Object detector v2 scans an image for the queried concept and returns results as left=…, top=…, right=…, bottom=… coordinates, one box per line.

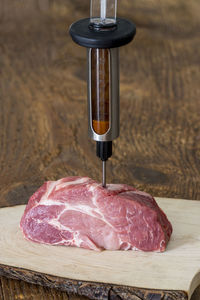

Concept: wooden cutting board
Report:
left=0, top=198, right=200, bottom=300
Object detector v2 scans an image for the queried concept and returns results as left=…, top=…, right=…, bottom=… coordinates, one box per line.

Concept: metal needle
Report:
left=102, top=160, right=106, bottom=188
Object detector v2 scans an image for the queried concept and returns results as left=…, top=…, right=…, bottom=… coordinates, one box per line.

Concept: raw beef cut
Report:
left=20, top=176, right=172, bottom=252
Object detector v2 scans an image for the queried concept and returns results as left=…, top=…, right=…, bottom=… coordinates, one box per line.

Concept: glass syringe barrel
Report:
left=91, top=48, right=110, bottom=135
left=88, top=47, right=119, bottom=142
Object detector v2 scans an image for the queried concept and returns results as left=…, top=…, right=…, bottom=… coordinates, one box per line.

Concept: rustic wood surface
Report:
left=0, top=0, right=200, bottom=299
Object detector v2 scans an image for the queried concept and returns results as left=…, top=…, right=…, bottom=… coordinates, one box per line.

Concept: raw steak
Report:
left=20, top=176, right=172, bottom=252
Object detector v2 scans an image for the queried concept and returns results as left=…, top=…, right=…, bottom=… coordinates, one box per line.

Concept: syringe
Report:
left=70, top=0, right=136, bottom=187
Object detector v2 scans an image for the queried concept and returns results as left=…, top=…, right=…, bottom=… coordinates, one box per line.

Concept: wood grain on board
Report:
left=0, top=0, right=200, bottom=299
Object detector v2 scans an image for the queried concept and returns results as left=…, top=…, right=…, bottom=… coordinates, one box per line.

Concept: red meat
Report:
left=20, top=176, right=172, bottom=252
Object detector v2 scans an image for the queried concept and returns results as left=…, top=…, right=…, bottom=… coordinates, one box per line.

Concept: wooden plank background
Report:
left=0, top=0, right=200, bottom=299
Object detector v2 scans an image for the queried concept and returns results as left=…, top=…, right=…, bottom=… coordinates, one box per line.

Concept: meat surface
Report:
left=20, top=176, right=172, bottom=252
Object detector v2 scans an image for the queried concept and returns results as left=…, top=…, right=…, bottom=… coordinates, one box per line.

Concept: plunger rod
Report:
left=101, top=0, right=107, bottom=21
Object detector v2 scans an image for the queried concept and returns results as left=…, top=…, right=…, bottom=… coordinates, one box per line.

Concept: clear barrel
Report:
left=90, top=0, right=117, bottom=27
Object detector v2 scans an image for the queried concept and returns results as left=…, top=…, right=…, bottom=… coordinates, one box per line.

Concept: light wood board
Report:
left=0, top=198, right=200, bottom=299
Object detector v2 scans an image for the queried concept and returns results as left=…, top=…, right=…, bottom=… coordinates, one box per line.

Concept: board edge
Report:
left=0, top=263, right=189, bottom=300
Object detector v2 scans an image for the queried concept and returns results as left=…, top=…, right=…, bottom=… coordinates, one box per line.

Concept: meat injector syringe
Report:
left=70, top=0, right=136, bottom=187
